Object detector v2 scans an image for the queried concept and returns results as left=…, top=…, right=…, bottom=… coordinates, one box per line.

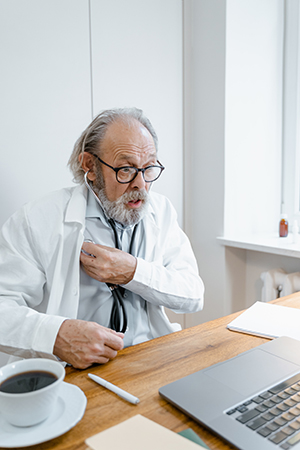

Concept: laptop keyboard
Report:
left=226, top=372, right=300, bottom=448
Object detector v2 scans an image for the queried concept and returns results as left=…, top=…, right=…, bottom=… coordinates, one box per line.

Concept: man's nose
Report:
left=131, top=171, right=146, bottom=189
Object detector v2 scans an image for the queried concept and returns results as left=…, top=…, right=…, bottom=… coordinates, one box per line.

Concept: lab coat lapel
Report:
left=47, top=185, right=87, bottom=317
left=140, top=198, right=161, bottom=261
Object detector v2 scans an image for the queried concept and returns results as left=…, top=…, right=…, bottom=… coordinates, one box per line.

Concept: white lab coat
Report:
left=0, top=184, right=204, bottom=361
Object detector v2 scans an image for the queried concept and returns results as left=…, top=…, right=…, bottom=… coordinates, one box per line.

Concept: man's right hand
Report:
left=53, top=319, right=124, bottom=369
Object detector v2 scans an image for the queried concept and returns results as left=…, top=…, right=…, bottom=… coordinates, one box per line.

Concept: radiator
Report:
left=261, top=269, right=300, bottom=302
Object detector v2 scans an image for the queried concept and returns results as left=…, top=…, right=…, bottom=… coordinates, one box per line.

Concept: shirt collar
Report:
left=85, top=189, right=110, bottom=225
left=85, top=189, right=131, bottom=231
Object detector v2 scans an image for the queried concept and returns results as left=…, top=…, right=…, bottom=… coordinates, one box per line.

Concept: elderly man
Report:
left=0, top=108, right=204, bottom=369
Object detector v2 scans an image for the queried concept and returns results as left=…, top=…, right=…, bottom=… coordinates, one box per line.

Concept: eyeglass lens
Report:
left=117, top=166, right=163, bottom=183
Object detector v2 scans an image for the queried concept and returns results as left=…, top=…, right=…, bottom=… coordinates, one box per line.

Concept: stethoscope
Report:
left=83, top=171, right=138, bottom=333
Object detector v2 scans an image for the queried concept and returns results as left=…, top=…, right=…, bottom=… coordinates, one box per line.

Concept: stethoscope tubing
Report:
left=83, top=172, right=138, bottom=333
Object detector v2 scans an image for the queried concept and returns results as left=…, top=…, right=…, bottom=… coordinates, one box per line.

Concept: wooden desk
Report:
left=6, top=293, right=300, bottom=450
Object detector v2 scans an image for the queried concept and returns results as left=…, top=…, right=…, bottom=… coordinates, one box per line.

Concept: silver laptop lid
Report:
left=159, top=337, right=300, bottom=450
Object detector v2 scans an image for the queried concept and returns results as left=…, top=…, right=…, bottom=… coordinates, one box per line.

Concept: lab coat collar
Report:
left=146, top=195, right=159, bottom=230
left=64, top=184, right=87, bottom=226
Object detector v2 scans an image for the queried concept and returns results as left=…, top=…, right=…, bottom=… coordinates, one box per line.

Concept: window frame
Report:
left=281, top=0, right=300, bottom=225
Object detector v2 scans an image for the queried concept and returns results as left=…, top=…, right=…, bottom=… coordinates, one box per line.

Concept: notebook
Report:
left=159, top=336, right=300, bottom=449
left=227, top=301, right=300, bottom=340
left=85, top=414, right=207, bottom=450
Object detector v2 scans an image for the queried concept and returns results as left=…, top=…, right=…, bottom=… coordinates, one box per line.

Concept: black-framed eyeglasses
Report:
left=88, top=152, right=165, bottom=184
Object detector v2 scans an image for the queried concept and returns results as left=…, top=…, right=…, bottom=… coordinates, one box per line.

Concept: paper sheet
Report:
left=85, top=414, right=206, bottom=450
left=227, top=301, right=300, bottom=340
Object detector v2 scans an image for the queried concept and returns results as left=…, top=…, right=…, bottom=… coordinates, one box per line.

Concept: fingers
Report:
left=80, top=243, right=113, bottom=283
left=81, top=242, right=113, bottom=259
left=80, top=242, right=137, bottom=285
left=53, top=319, right=124, bottom=369
left=105, top=329, right=125, bottom=351
left=81, top=242, right=97, bottom=258
left=78, top=344, right=117, bottom=369
left=70, top=345, right=118, bottom=369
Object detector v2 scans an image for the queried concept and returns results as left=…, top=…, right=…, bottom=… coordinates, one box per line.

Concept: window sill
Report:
left=217, top=234, right=300, bottom=259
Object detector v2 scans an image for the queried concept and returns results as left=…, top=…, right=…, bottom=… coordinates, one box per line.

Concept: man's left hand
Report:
left=80, top=242, right=137, bottom=285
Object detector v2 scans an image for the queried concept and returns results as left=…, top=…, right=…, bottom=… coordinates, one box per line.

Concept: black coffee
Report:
left=0, top=370, right=58, bottom=394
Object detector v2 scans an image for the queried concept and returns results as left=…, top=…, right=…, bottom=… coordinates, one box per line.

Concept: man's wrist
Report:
left=126, top=255, right=137, bottom=283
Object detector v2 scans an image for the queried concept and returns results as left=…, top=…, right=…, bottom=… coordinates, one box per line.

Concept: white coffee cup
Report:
left=0, top=358, right=65, bottom=427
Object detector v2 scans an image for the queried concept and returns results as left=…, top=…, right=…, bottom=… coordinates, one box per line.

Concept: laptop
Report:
left=159, top=336, right=300, bottom=449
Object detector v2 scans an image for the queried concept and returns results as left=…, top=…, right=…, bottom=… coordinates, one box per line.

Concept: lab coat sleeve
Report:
left=125, top=196, right=204, bottom=313
left=0, top=209, right=66, bottom=359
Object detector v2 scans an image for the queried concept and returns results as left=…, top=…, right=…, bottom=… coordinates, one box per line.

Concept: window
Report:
left=281, top=0, right=300, bottom=225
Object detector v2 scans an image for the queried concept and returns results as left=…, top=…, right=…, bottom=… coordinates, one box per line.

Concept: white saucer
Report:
left=0, top=381, right=87, bottom=448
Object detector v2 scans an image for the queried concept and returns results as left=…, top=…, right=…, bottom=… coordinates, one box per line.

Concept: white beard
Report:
left=96, top=187, right=149, bottom=226
left=92, top=166, right=149, bottom=226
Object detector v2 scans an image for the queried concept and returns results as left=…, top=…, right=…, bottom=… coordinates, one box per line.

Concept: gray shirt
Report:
left=78, top=191, right=153, bottom=347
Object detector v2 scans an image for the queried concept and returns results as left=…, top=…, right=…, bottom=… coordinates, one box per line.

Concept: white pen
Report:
left=88, top=373, right=140, bottom=405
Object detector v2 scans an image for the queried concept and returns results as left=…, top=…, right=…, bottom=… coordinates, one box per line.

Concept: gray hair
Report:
left=68, top=107, right=158, bottom=184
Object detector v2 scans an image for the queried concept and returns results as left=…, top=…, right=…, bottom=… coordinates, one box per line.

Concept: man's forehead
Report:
left=100, top=119, right=156, bottom=157
left=105, top=119, right=151, bottom=140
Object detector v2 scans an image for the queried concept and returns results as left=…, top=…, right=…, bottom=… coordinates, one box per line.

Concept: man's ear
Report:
left=78, top=152, right=96, bottom=182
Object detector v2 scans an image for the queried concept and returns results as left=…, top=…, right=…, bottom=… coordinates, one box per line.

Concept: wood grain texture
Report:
left=3, top=292, right=300, bottom=450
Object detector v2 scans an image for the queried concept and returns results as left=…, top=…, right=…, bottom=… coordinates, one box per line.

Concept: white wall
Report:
left=0, top=0, right=183, bottom=229
left=223, top=0, right=300, bottom=312
left=222, top=0, right=285, bottom=314
left=225, top=0, right=283, bottom=236
left=89, top=0, right=183, bottom=223
left=183, top=0, right=227, bottom=326
left=282, top=0, right=300, bottom=222
left=183, top=0, right=288, bottom=326
left=0, top=0, right=91, bottom=227
left=223, top=0, right=300, bottom=314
